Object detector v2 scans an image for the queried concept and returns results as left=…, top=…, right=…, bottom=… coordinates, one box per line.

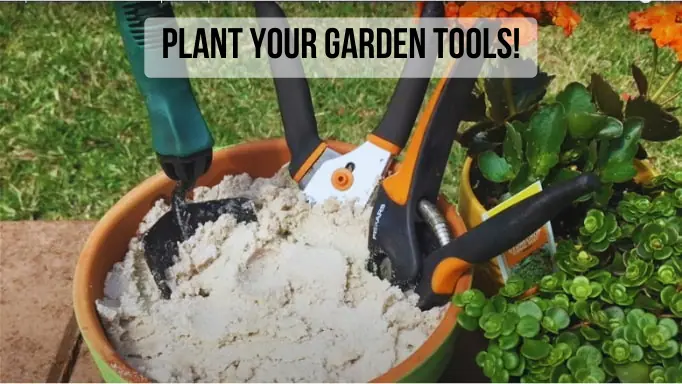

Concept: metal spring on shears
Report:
left=417, top=200, right=452, bottom=247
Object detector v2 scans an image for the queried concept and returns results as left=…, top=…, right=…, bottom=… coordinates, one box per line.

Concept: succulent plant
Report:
left=602, top=338, right=644, bottom=364
left=620, top=253, right=655, bottom=287
left=540, top=271, right=568, bottom=293
left=634, top=220, right=681, bottom=261
left=452, top=171, right=682, bottom=383
left=656, top=260, right=681, bottom=285
left=660, top=287, right=682, bottom=317
left=646, top=171, right=682, bottom=191
left=602, top=277, right=637, bottom=306
left=499, top=276, right=529, bottom=298
left=650, top=193, right=678, bottom=218
left=617, top=192, right=653, bottom=225
left=579, top=209, right=622, bottom=253
left=476, top=344, right=525, bottom=383
left=562, top=276, right=603, bottom=301
left=673, top=188, right=682, bottom=209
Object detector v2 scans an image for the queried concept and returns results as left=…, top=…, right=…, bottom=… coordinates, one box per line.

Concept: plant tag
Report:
left=481, top=181, right=557, bottom=282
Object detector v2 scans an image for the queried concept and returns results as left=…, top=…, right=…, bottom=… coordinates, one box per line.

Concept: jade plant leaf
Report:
left=478, top=151, right=514, bottom=183
left=484, top=65, right=553, bottom=123
left=600, top=117, right=644, bottom=183
left=631, top=64, right=648, bottom=96
left=567, top=113, right=623, bottom=140
left=525, top=103, right=567, bottom=178
left=625, top=97, right=681, bottom=142
left=557, top=82, right=596, bottom=115
left=503, top=122, right=524, bottom=175
left=509, top=164, right=537, bottom=195
left=589, top=73, right=623, bottom=119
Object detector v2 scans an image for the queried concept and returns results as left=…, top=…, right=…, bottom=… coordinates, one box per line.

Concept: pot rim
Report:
left=73, top=138, right=472, bottom=383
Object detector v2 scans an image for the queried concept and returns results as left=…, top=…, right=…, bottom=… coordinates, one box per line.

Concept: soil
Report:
left=96, top=170, right=448, bottom=383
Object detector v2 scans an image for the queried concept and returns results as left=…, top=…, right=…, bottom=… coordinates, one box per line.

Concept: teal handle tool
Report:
left=114, top=2, right=213, bottom=180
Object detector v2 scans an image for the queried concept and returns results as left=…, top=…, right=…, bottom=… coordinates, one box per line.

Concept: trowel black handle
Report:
left=439, top=173, right=600, bottom=264
left=254, top=1, right=322, bottom=180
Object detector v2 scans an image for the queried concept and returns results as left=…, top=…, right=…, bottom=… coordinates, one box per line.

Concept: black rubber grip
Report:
left=371, top=1, right=444, bottom=150
left=255, top=2, right=322, bottom=179
left=428, top=173, right=601, bottom=266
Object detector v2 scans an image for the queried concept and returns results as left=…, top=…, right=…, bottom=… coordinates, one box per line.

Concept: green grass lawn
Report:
left=1, top=2, right=680, bottom=220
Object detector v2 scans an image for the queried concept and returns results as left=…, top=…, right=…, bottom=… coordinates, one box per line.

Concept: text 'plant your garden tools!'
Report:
left=162, top=25, right=521, bottom=60
left=144, top=17, right=538, bottom=78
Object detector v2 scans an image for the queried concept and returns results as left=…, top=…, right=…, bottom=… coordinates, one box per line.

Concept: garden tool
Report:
left=255, top=1, right=446, bottom=207
left=365, top=48, right=603, bottom=310
left=115, top=2, right=257, bottom=299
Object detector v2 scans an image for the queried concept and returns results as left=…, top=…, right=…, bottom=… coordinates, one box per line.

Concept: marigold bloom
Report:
left=650, top=22, right=682, bottom=48
left=629, top=4, right=681, bottom=32
left=628, top=3, right=682, bottom=62
left=416, top=2, right=580, bottom=37
left=553, top=3, right=581, bottom=36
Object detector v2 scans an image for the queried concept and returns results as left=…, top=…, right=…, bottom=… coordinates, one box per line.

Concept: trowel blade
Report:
left=142, top=197, right=257, bottom=299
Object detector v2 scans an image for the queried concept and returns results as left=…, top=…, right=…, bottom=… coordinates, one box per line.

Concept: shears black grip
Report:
left=370, top=1, right=445, bottom=152
left=416, top=173, right=602, bottom=310
left=255, top=2, right=322, bottom=180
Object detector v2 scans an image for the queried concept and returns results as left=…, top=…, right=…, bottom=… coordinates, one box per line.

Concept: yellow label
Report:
left=481, top=181, right=556, bottom=282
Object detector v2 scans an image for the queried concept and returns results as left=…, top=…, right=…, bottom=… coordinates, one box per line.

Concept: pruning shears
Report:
left=365, top=19, right=603, bottom=310
left=255, top=1, right=446, bottom=207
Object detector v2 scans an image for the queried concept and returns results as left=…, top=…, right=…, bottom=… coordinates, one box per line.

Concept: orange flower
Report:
left=414, top=2, right=580, bottom=38
left=445, top=2, right=460, bottom=18
left=628, top=3, right=682, bottom=62
left=650, top=22, right=682, bottom=48
left=553, top=3, right=581, bottom=36
left=521, top=3, right=543, bottom=19
left=458, top=2, right=502, bottom=18
left=629, top=4, right=681, bottom=32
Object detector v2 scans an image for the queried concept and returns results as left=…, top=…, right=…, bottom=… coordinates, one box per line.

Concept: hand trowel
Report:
left=114, top=2, right=257, bottom=299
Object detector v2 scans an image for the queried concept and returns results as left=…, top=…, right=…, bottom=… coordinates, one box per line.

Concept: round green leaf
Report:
left=545, top=307, right=571, bottom=331
left=521, top=339, right=552, bottom=360
left=517, top=301, right=544, bottom=321
left=503, top=351, right=520, bottom=370
left=465, top=303, right=483, bottom=318
left=557, top=332, right=581, bottom=353
left=577, top=344, right=603, bottom=365
left=457, top=312, right=479, bottom=331
left=614, top=361, right=652, bottom=383
left=580, top=326, right=601, bottom=341
left=658, top=318, right=679, bottom=338
left=499, top=333, right=521, bottom=350
left=629, top=345, right=644, bottom=362
left=517, top=316, right=541, bottom=338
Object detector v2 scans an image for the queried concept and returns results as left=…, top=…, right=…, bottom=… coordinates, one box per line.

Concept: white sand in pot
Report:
left=95, top=169, right=447, bottom=382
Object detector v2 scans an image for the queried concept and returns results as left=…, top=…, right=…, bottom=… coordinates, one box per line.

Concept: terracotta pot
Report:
left=457, top=156, right=660, bottom=230
left=73, top=138, right=476, bottom=383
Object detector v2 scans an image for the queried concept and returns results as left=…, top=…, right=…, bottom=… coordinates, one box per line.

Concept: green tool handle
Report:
left=114, top=2, right=213, bottom=162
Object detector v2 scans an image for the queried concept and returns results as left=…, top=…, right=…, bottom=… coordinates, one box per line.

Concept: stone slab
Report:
left=0, top=221, right=97, bottom=382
